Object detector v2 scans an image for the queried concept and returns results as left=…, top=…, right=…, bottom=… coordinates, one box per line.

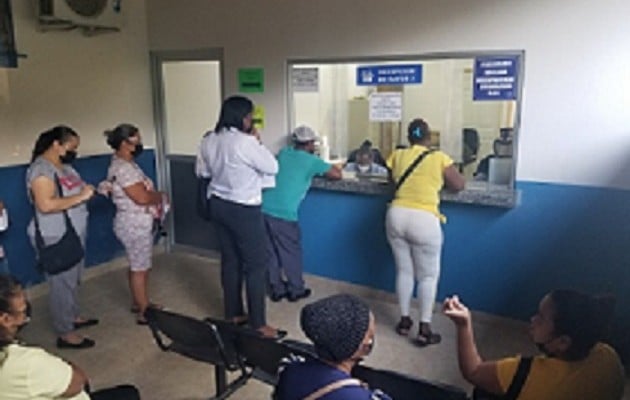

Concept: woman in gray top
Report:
left=26, top=126, right=98, bottom=349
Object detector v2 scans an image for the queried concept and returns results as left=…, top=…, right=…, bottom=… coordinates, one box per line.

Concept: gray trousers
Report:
left=263, top=214, right=305, bottom=296
left=33, top=228, right=86, bottom=336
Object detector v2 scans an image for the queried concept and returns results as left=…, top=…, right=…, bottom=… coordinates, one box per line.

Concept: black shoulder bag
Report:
left=196, top=176, right=212, bottom=221
left=196, top=132, right=213, bottom=221
left=395, top=149, right=435, bottom=191
left=472, top=356, right=532, bottom=400
left=33, top=175, right=85, bottom=275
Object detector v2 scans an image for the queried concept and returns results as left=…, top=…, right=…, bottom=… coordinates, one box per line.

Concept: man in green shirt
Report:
left=262, top=126, right=341, bottom=302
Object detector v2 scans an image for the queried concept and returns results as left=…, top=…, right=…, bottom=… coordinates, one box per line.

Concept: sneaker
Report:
left=288, top=288, right=312, bottom=302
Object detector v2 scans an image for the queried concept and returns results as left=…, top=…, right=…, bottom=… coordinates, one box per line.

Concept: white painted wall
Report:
left=163, top=61, right=221, bottom=155
left=0, top=1, right=153, bottom=166
left=146, top=0, right=630, bottom=189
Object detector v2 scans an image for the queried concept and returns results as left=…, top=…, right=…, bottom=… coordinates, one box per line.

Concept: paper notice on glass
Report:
left=292, top=67, right=319, bottom=92
left=369, top=92, right=403, bottom=122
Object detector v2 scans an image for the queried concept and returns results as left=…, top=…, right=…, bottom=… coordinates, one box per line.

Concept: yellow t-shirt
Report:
left=387, top=145, right=454, bottom=222
left=0, top=344, right=90, bottom=400
left=496, top=343, right=625, bottom=400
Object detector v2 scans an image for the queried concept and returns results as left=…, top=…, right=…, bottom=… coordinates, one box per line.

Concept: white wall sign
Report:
left=369, top=92, right=402, bottom=121
left=292, top=67, right=319, bottom=92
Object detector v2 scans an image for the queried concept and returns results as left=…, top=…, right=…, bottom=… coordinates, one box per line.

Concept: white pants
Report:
left=386, top=206, right=443, bottom=323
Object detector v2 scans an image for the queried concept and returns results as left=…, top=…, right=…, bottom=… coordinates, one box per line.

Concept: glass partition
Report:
left=288, top=52, right=523, bottom=188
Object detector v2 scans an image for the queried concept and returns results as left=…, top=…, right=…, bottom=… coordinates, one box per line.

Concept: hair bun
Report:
left=104, top=130, right=115, bottom=147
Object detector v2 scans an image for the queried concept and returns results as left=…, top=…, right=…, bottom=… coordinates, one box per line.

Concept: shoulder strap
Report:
left=32, top=174, right=72, bottom=248
left=503, top=356, right=532, bottom=400
left=303, top=378, right=363, bottom=400
left=395, top=149, right=435, bottom=191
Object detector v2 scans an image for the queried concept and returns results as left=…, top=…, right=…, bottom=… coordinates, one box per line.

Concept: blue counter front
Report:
left=300, top=189, right=395, bottom=292
left=299, top=180, right=630, bottom=362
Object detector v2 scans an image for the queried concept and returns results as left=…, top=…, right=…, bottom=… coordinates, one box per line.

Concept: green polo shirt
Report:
left=262, top=146, right=331, bottom=221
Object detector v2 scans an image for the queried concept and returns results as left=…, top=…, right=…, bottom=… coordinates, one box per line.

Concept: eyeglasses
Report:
left=6, top=304, right=29, bottom=322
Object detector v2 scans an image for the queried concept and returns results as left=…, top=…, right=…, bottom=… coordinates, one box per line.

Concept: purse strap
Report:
left=503, top=356, right=532, bottom=400
left=302, top=378, right=363, bottom=400
left=32, top=174, right=73, bottom=249
left=395, top=149, right=435, bottom=191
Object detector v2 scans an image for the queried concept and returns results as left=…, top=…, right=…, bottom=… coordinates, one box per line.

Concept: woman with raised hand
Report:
left=443, top=290, right=625, bottom=400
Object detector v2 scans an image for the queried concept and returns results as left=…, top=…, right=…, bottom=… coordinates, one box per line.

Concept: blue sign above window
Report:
left=473, top=56, right=519, bottom=101
left=356, top=64, right=423, bottom=86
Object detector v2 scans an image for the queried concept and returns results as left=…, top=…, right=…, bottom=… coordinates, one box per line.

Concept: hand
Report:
left=96, top=181, right=113, bottom=196
left=80, top=185, right=95, bottom=201
left=251, top=127, right=262, bottom=143
left=0, top=201, right=4, bottom=212
left=443, top=295, right=472, bottom=327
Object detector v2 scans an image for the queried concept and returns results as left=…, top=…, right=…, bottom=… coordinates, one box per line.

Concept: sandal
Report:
left=395, top=316, right=413, bottom=336
left=414, top=323, right=441, bottom=347
left=257, top=325, right=288, bottom=340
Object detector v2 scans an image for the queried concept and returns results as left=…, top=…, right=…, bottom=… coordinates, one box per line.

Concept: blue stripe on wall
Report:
left=299, top=182, right=630, bottom=361
left=0, top=150, right=156, bottom=286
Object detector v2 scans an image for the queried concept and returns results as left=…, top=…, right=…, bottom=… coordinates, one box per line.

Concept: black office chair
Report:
left=352, top=364, right=468, bottom=400
left=462, top=128, right=480, bottom=172
left=144, top=308, right=251, bottom=400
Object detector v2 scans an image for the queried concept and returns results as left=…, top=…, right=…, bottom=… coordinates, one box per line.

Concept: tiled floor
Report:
left=18, top=252, right=629, bottom=400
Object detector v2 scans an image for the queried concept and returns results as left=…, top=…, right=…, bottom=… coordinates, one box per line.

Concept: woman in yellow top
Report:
left=443, top=290, right=625, bottom=400
left=387, top=118, right=464, bottom=345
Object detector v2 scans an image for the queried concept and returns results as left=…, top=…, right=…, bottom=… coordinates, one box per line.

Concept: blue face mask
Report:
left=357, top=164, right=370, bottom=173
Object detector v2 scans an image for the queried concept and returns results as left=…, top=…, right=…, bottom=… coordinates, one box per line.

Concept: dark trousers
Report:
left=210, top=196, right=267, bottom=329
left=263, top=214, right=305, bottom=296
left=90, top=385, right=140, bottom=400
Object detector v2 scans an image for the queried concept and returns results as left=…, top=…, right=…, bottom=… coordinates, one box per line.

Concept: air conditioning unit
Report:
left=35, top=0, right=123, bottom=33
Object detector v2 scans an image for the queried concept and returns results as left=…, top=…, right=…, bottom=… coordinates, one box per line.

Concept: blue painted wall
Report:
left=0, top=151, right=156, bottom=286
left=299, top=183, right=630, bottom=361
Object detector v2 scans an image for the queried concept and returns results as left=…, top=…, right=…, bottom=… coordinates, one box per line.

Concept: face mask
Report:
left=363, top=337, right=375, bottom=356
left=351, top=337, right=375, bottom=363
left=535, top=342, right=553, bottom=357
left=535, top=337, right=556, bottom=357
left=60, top=151, right=77, bottom=164
left=132, top=144, right=144, bottom=157
left=357, top=165, right=370, bottom=173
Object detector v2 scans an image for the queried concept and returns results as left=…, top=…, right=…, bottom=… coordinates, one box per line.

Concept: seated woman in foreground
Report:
left=274, top=294, right=391, bottom=400
left=443, top=290, right=625, bottom=400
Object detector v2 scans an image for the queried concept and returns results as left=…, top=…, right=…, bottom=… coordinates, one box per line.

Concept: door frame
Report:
left=149, top=48, right=225, bottom=252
